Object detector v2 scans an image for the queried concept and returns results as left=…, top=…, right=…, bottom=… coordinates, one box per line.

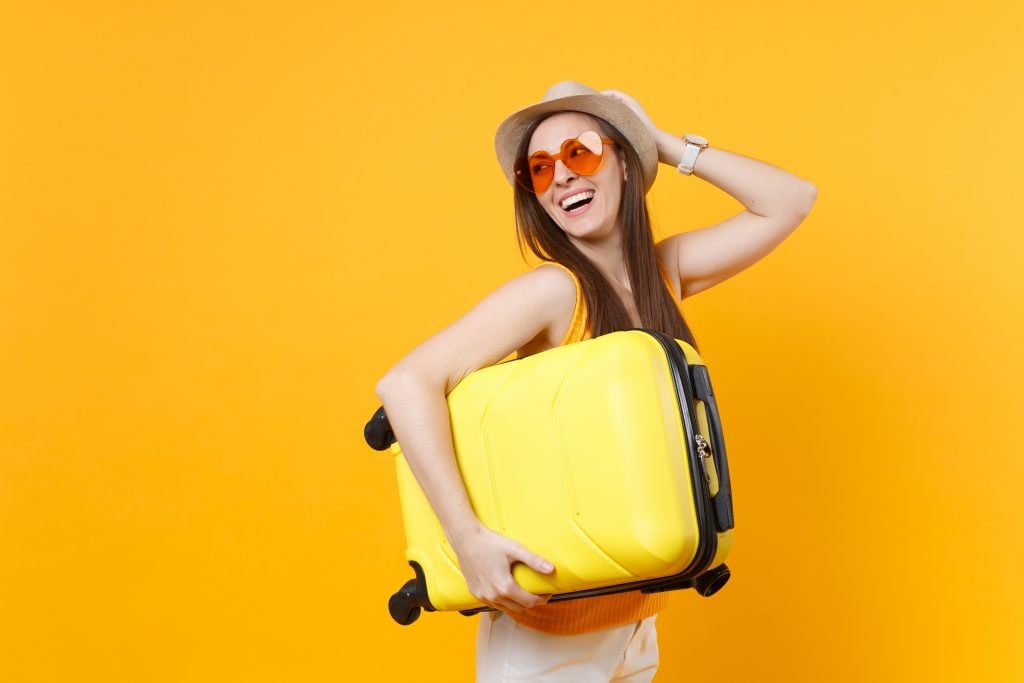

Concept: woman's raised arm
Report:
left=602, top=88, right=817, bottom=299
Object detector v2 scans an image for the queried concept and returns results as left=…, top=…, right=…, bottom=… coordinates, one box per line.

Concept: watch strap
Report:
left=677, top=134, right=708, bottom=175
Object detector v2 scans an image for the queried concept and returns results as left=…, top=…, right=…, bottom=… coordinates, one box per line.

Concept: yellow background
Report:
left=2, top=1, right=1021, bottom=680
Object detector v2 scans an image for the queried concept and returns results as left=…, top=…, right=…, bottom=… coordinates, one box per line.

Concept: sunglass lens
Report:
left=564, top=138, right=602, bottom=176
left=576, top=130, right=604, bottom=154
left=516, top=153, right=554, bottom=193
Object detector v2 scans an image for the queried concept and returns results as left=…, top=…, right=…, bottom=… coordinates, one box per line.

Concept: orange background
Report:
left=2, top=1, right=1022, bottom=681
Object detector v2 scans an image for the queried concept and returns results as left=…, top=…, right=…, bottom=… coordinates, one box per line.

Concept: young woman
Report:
left=375, top=81, right=817, bottom=682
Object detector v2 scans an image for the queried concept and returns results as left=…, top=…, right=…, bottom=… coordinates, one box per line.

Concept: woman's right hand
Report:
left=450, top=522, right=555, bottom=614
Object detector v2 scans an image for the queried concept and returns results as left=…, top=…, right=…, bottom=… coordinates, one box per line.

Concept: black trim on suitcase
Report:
left=690, top=364, right=735, bottom=531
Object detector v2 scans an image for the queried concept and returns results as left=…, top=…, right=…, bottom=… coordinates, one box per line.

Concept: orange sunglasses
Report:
left=514, top=131, right=617, bottom=194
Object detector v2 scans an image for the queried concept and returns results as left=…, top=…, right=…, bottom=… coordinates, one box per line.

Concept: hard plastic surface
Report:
left=392, top=330, right=728, bottom=612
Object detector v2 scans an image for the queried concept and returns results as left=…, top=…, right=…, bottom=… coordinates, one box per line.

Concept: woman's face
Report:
left=527, top=112, right=626, bottom=241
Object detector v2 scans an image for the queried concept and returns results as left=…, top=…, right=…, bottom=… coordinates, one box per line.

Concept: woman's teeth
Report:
left=560, top=190, right=595, bottom=211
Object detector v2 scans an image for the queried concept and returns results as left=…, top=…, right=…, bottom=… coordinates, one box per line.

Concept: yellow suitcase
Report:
left=365, top=329, right=735, bottom=625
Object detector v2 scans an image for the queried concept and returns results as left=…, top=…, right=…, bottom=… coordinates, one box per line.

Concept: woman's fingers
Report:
left=487, top=585, right=551, bottom=614
left=601, top=88, right=657, bottom=131
left=510, top=584, right=552, bottom=609
left=477, top=569, right=550, bottom=610
left=510, top=542, right=555, bottom=575
left=455, top=527, right=556, bottom=613
left=496, top=542, right=555, bottom=609
left=601, top=88, right=638, bottom=108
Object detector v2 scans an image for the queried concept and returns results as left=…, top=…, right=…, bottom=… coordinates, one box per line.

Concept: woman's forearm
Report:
left=375, top=374, right=482, bottom=545
left=653, top=129, right=816, bottom=218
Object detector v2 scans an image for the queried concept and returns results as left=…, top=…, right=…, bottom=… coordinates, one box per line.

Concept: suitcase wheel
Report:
left=694, top=564, right=731, bottom=597
left=388, top=579, right=422, bottom=625
left=364, top=406, right=396, bottom=451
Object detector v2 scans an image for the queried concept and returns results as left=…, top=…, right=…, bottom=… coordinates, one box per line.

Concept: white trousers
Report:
left=475, top=611, right=659, bottom=682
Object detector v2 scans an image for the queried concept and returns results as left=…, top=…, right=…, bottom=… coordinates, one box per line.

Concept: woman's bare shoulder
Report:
left=530, top=262, right=578, bottom=290
left=513, top=264, right=579, bottom=357
left=504, top=263, right=576, bottom=310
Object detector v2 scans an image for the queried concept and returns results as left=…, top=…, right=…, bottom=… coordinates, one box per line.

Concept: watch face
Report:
left=685, top=134, right=708, bottom=146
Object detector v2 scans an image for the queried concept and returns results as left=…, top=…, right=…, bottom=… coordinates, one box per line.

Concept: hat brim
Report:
left=495, top=92, right=659, bottom=193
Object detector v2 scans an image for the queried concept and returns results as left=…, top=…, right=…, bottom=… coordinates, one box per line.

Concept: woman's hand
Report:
left=601, top=89, right=661, bottom=136
left=449, top=522, right=555, bottom=614
left=601, top=88, right=676, bottom=165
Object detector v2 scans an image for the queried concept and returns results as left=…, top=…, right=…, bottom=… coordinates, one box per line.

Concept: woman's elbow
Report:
left=375, top=364, right=442, bottom=403
left=375, top=369, right=408, bottom=403
left=800, top=182, right=818, bottom=216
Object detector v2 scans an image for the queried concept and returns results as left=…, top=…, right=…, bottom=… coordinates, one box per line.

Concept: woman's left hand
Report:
left=601, top=89, right=676, bottom=164
left=600, top=89, right=661, bottom=138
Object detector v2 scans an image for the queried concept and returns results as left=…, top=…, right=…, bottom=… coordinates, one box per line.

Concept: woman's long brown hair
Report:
left=513, top=113, right=700, bottom=351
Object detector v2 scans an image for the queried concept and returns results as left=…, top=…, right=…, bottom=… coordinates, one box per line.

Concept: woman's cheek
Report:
left=540, top=203, right=561, bottom=226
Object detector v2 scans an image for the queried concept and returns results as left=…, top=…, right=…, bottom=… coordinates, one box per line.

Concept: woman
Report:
left=375, top=81, right=817, bottom=681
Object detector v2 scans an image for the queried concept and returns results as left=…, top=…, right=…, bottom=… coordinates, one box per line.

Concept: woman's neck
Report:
left=570, top=230, right=630, bottom=291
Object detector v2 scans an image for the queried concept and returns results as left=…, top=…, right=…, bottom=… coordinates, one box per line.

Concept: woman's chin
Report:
left=562, top=223, right=616, bottom=245
left=546, top=204, right=617, bottom=241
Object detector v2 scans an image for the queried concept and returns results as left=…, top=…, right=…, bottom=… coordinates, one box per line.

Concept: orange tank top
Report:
left=505, top=259, right=684, bottom=635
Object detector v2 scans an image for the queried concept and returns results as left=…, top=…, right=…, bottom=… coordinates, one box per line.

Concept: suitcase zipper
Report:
left=695, top=433, right=712, bottom=486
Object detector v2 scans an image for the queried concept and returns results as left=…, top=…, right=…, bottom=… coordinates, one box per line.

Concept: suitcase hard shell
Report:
left=365, top=328, right=735, bottom=625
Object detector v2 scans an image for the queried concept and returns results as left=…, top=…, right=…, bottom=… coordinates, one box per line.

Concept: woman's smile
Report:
left=558, top=189, right=596, bottom=216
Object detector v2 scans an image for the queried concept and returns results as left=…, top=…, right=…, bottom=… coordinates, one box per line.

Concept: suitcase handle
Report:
left=364, top=406, right=396, bottom=451
left=690, top=365, right=735, bottom=531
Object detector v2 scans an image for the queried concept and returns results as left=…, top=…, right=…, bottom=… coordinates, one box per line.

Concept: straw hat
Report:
left=494, top=80, right=659, bottom=193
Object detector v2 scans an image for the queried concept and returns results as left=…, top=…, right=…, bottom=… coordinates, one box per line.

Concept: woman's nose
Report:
left=553, top=158, right=577, bottom=186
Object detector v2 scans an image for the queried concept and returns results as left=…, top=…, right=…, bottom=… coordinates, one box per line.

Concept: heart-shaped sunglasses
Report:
left=514, top=130, right=617, bottom=194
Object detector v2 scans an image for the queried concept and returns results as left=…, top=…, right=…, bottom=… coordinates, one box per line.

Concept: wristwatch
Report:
left=677, top=134, right=709, bottom=175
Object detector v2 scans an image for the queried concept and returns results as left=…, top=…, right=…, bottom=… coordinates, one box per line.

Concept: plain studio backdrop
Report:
left=1, top=1, right=1021, bottom=680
